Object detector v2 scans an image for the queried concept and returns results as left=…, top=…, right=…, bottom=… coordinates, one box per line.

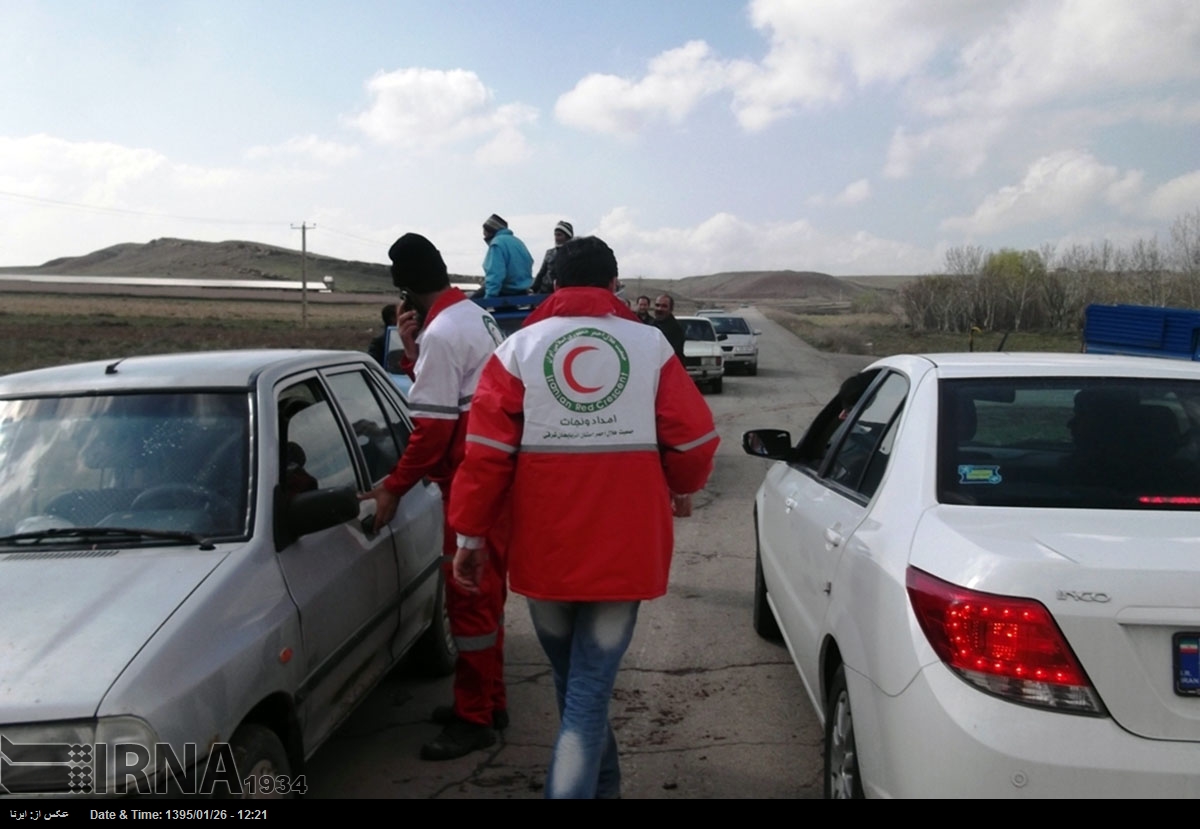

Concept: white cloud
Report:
left=834, top=179, right=871, bottom=206
left=731, top=0, right=985, bottom=129
left=897, top=1, right=1200, bottom=174
left=884, top=117, right=1007, bottom=179
left=0, top=134, right=331, bottom=265
left=245, top=135, right=360, bottom=165
left=593, top=206, right=931, bottom=276
left=940, top=150, right=1144, bottom=235
left=1145, top=170, right=1200, bottom=220
left=349, top=68, right=536, bottom=160
left=555, top=41, right=747, bottom=137
left=0, top=134, right=166, bottom=201
left=929, top=0, right=1200, bottom=118
left=808, top=178, right=873, bottom=207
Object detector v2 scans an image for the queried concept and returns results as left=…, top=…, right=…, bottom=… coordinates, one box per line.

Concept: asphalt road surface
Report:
left=305, top=308, right=875, bottom=799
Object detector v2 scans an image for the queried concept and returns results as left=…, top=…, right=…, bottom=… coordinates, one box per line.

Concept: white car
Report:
left=0, top=350, right=452, bottom=797
left=744, top=353, right=1200, bottom=798
left=697, top=311, right=760, bottom=376
left=677, top=315, right=725, bottom=394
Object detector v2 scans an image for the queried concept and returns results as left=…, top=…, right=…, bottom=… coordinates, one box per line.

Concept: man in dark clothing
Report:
left=366, top=303, right=397, bottom=367
left=651, top=294, right=686, bottom=361
left=532, top=220, right=574, bottom=293
left=635, top=295, right=652, bottom=323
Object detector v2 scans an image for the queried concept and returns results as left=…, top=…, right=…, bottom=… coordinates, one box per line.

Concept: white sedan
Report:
left=744, top=353, right=1200, bottom=798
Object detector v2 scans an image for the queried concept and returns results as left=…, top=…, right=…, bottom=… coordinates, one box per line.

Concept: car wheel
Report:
left=225, top=724, right=293, bottom=799
left=711, top=377, right=723, bottom=394
left=753, top=543, right=781, bottom=640
left=414, top=573, right=457, bottom=676
left=824, top=666, right=865, bottom=799
left=746, top=362, right=758, bottom=376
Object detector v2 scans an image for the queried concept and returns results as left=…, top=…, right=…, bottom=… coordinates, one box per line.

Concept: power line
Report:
left=0, top=188, right=287, bottom=227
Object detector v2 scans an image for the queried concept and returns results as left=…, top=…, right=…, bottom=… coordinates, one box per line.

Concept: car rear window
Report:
left=680, top=319, right=716, bottom=341
left=708, top=316, right=751, bottom=335
left=938, top=377, right=1200, bottom=509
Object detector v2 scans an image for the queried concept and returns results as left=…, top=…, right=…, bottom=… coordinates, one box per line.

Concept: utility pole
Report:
left=292, top=222, right=316, bottom=328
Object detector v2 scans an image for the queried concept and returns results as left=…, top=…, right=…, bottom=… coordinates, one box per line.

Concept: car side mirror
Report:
left=274, top=485, right=359, bottom=550
left=743, top=429, right=793, bottom=460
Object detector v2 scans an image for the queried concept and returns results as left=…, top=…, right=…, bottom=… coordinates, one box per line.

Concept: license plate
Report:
left=1174, top=632, right=1200, bottom=696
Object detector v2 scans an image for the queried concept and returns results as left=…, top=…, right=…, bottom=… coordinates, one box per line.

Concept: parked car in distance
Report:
left=677, top=315, right=725, bottom=394
left=696, top=311, right=760, bottom=375
left=0, top=350, right=453, bottom=797
left=744, top=352, right=1200, bottom=798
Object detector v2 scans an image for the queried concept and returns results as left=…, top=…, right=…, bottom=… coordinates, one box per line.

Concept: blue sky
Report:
left=1, top=0, right=1198, bottom=278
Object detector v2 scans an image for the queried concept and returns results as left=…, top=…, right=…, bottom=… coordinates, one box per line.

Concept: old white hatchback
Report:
left=0, top=350, right=452, bottom=797
left=744, top=353, right=1200, bottom=798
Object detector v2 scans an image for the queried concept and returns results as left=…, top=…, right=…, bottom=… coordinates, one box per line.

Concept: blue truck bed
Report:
left=1083, top=304, right=1200, bottom=361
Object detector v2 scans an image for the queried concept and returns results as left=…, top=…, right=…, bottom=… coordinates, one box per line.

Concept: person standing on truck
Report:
left=358, top=232, right=510, bottom=762
left=448, top=236, right=718, bottom=798
left=531, top=220, right=573, bottom=294
left=478, top=213, right=533, bottom=298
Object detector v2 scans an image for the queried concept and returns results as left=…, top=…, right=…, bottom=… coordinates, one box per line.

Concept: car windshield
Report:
left=707, top=316, right=751, bottom=335
left=0, top=392, right=251, bottom=543
left=681, top=319, right=716, bottom=341
left=938, top=377, right=1200, bottom=510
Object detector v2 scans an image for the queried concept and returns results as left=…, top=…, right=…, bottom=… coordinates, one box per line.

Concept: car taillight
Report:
left=906, top=567, right=1106, bottom=715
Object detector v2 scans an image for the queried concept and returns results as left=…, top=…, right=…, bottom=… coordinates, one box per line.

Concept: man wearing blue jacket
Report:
left=480, top=213, right=533, bottom=297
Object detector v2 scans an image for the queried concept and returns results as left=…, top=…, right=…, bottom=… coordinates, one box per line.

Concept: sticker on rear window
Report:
left=958, top=464, right=1001, bottom=485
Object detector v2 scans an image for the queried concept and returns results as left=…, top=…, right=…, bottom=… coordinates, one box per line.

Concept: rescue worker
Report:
left=448, top=236, right=718, bottom=797
left=358, top=232, right=509, bottom=761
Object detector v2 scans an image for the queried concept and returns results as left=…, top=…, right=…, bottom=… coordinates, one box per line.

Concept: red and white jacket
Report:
left=383, top=288, right=504, bottom=496
left=449, top=288, right=718, bottom=601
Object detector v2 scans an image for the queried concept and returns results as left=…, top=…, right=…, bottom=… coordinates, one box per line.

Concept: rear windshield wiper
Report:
left=0, top=526, right=215, bottom=551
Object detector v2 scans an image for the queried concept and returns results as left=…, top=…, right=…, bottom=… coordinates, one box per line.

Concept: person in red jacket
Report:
left=449, top=236, right=718, bottom=798
left=358, top=232, right=509, bottom=762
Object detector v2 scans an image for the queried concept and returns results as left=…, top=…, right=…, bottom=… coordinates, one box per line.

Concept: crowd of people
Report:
left=360, top=215, right=719, bottom=799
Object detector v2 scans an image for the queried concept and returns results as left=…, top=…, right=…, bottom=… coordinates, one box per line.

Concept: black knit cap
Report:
left=388, top=233, right=449, bottom=293
left=555, top=236, right=618, bottom=288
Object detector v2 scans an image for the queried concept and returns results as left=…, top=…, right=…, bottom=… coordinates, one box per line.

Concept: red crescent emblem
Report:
left=563, top=345, right=603, bottom=394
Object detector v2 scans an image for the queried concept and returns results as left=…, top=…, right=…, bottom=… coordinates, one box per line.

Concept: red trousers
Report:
left=439, top=482, right=507, bottom=726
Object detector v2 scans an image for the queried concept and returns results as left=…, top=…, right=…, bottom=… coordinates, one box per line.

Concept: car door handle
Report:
left=824, top=527, right=844, bottom=548
left=785, top=496, right=798, bottom=512
left=361, top=515, right=378, bottom=536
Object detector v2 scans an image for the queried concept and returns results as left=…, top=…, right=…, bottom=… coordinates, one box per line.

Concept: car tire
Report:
left=824, top=666, right=865, bottom=799
left=753, top=543, right=781, bottom=640
left=711, top=377, right=723, bottom=394
left=414, top=573, right=458, bottom=677
left=224, top=724, right=293, bottom=799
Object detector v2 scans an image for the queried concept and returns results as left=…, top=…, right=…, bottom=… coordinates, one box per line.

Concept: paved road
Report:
left=305, top=309, right=875, bottom=799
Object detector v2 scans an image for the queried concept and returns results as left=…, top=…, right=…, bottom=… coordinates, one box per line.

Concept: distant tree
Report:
left=944, top=244, right=985, bottom=277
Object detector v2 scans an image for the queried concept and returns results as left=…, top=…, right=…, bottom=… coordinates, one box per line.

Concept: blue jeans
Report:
left=527, top=599, right=641, bottom=799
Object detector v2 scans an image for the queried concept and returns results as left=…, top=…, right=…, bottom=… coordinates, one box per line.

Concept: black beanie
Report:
left=555, top=236, right=617, bottom=288
left=388, top=233, right=449, bottom=293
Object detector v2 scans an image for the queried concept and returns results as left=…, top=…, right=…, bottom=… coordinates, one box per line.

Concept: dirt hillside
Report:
left=2, top=238, right=904, bottom=303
